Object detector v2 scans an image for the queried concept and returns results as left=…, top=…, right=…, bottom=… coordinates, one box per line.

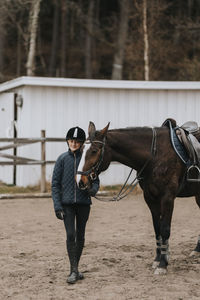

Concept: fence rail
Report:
left=0, top=130, right=66, bottom=192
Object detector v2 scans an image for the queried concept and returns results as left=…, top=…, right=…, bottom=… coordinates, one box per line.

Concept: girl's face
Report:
left=68, top=139, right=82, bottom=152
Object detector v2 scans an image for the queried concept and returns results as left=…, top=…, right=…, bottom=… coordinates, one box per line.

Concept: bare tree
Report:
left=0, top=0, right=30, bottom=79
left=85, top=0, right=94, bottom=78
left=0, top=13, right=5, bottom=81
left=16, top=30, right=22, bottom=77
left=26, top=0, right=42, bottom=76
left=60, top=0, right=68, bottom=77
left=112, top=0, right=129, bottom=80
left=49, top=0, right=60, bottom=77
left=143, top=0, right=149, bottom=80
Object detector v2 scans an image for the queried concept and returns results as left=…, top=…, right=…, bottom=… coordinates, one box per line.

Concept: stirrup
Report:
left=186, top=165, right=200, bottom=182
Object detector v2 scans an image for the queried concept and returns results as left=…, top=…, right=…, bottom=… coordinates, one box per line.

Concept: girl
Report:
left=52, top=126, right=99, bottom=284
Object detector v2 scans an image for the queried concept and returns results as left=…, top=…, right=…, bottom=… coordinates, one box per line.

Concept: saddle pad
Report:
left=163, top=119, right=190, bottom=165
left=171, top=128, right=190, bottom=165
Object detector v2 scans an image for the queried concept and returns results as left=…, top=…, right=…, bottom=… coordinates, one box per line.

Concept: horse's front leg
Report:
left=154, top=194, right=175, bottom=275
left=144, top=195, right=162, bottom=269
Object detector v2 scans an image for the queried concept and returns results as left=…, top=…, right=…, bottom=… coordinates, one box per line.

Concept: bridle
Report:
left=77, top=137, right=106, bottom=181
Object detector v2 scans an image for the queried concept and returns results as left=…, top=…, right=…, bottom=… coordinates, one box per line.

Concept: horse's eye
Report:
left=91, top=148, right=98, bottom=154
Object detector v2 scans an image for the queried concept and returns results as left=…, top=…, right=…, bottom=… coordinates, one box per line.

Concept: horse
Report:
left=76, top=120, right=200, bottom=275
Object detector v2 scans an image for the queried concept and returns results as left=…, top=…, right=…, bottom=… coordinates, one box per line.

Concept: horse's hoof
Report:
left=78, top=272, right=84, bottom=280
left=152, top=261, right=160, bottom=269
left=154, top=267, right=167, bottom=275
left=67, top=272, right=78, bottom=284
left=189, top=250, right=200, bottom=257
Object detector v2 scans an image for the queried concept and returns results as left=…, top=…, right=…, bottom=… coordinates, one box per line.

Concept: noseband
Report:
left=77, top=138, right=106, bottom=181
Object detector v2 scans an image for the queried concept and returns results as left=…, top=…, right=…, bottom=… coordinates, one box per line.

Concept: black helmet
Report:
left=66, top=126, right=86, bottom=142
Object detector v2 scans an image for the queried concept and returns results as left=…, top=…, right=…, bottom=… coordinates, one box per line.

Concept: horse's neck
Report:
left=106, top=128, right=153, bottom=170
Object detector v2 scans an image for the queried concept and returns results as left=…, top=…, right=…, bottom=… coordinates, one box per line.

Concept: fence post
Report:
left=41, top=130, right=46, bottom=193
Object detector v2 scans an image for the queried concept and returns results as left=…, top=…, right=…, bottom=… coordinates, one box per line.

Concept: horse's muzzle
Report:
left=78, top=179, right=88, bottom=190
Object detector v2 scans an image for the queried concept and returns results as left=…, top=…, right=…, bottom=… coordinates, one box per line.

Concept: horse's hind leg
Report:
left=153, top=194, right=175, bottom=275
left=145, top=192, right=175, bottom=274
left=190, top=195, right=200, bottom=256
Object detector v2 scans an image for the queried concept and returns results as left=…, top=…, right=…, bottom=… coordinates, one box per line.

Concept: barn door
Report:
left=0, top=93, right=15, bottom=184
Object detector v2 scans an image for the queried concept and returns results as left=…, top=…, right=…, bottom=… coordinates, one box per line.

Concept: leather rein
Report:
left=78, top=128, right=157, bottom=202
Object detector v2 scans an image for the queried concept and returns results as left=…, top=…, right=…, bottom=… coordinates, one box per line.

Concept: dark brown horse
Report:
left=77, top=121, right=200, bottom=274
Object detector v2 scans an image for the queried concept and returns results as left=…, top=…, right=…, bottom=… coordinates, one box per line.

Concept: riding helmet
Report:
left=66, top=126, right=86, bottom=142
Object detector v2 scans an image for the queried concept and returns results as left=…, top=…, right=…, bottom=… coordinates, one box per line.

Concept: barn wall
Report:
left=16, top=86, right=200, bottom=187
left=0, top=92, right=15, bottom=184
left=1, top=80, right=200, bottom=187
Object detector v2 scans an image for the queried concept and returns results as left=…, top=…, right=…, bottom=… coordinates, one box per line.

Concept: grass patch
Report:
left=99, top=185, right=122, bottom=192
left=0, top=182, right=51, bottom=194
left=0, top=182, right=141, bottom=194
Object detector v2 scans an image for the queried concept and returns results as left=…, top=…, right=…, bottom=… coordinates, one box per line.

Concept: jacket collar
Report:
left=68, top=148, right=82, bottom=157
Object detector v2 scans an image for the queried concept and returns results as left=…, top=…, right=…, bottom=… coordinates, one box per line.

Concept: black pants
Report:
left=63, top=204, right=90, bottom=243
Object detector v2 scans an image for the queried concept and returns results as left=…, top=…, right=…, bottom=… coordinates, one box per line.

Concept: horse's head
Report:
left=77, top=121, right=110, bottom=190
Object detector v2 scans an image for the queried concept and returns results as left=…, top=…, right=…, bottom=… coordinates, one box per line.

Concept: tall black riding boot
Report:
left=66, top=241, right=78, bottom=284
left=76, top=239, right=85, bottom=280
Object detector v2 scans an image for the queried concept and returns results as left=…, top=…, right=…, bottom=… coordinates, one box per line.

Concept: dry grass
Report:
left=0, top=181, right=141, bottom=195
left=0, top=181, right=51, bottom=194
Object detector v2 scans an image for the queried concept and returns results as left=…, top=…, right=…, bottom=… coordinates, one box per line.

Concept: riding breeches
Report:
left=63, top=204, right=91, bottom=242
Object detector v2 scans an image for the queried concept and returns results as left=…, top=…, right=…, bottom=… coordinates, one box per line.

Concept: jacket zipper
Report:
left=74, top=153, right=77, bottom=203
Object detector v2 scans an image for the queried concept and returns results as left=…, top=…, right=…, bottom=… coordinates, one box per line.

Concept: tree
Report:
left=26, top=0, right=42, bottom=76
left=143, top=0, right=149, bottom=80
left=1, top=0, right=200, bottom=81
left=85, top=0, right=95, bottom=78
left=49, top=0, right=60, bottom=76
left=0, top=11, right=5, bottom=81
left=111, top=0, right=129, bottom=80
left=60, top=0, right=68, bottom=77
left=0, top=0, right=30, bottom=80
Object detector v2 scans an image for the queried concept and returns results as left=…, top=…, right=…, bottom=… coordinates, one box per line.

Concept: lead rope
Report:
left=94, top=127, right=157, bottom=202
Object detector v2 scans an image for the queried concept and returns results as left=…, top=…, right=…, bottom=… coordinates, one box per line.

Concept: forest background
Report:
left=0, top=0, right=200, bottom=83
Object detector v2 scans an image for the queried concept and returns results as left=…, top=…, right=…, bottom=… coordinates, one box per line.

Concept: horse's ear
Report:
left=100, top=122, right=110, bottom=136
left=88, top=121, right=96, bottom=141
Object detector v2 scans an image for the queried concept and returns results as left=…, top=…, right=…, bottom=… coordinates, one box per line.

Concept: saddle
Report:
left=162, top=118, right=200, bottom=182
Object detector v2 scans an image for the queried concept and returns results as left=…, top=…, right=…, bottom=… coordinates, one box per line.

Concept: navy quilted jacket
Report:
left=51, top=149, right=100, bottom=212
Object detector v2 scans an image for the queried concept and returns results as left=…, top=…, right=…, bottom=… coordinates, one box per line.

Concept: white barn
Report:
left=0, top=76, right=200, bottom=187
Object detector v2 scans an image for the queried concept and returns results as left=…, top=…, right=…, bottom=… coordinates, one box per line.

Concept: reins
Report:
left=94, top=127, right=157, bottom=202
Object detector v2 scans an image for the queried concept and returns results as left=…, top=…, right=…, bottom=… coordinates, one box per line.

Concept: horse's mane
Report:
left=94, top=125, right=168, bottom=141
left=108, top=126, right=154, bottom=133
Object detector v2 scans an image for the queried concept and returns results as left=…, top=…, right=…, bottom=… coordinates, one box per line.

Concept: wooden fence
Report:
left=0, top=130, right=65, bottom=192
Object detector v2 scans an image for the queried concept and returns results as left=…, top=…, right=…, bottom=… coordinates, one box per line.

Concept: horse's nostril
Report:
left=79, top=180, right=86, bottom=190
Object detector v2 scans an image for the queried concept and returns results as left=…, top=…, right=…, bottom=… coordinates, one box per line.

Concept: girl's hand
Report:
left=55, top=210, right=64, bottom=220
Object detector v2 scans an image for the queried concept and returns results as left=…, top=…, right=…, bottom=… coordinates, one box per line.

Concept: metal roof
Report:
left=0, top=76, right=200, bottom=93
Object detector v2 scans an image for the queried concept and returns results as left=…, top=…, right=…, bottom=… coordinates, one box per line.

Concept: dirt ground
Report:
left=0, top=192, right=200, bottom=300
